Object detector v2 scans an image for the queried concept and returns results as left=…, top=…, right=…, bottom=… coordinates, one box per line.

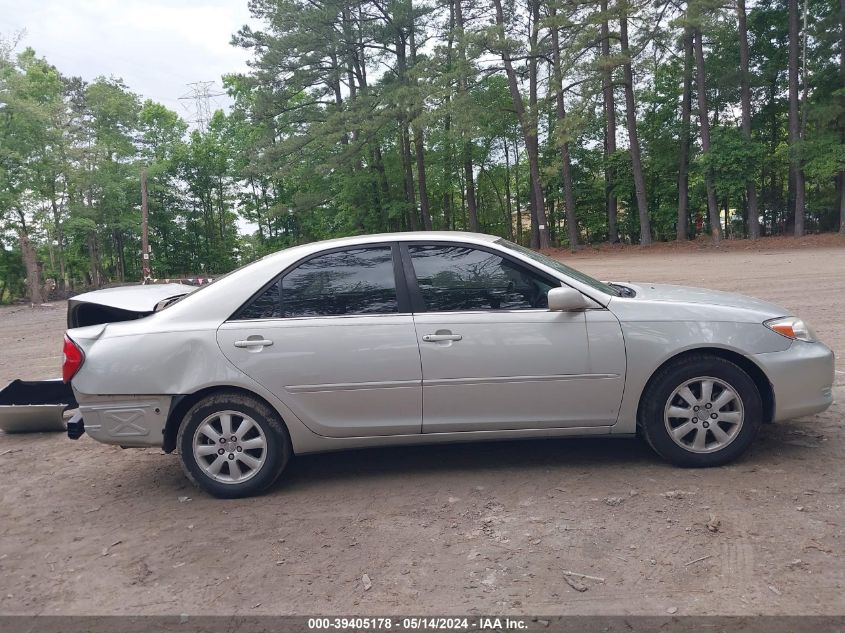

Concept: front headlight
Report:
left=765, top=316, right=817, bottom=342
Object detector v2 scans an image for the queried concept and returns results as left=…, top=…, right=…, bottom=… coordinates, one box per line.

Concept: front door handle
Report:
left=422, top=333, right=462, bottom=343
left=234, top=338, right=274, bottom=348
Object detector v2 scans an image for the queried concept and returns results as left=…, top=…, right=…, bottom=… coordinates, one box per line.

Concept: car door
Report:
left=403, top=243, right=625, bottom=432
left=217, top=244, right=422, bottom=438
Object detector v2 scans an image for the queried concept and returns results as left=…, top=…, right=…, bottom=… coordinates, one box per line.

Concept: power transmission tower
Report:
left=179, top=81, right=225, bottom=133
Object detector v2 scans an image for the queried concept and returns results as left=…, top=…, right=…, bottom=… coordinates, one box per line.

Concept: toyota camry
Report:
left=61, top=232, right=834, bottom=498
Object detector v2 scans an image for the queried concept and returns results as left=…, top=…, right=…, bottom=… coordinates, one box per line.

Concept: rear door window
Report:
left=236, top=246, right=399, bottom=319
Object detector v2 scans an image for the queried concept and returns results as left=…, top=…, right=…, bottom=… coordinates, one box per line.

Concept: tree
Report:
left=788, top=0, right=806, bottom=235
left=839, top=0, right=844, bottom=235
left=677, top=26, right=693, bottom=241
left=599, top=0, right=619, bottom=243
left=3, top=0, right=845, bottom=303
left=549, top=3, right=579, bottom=249
left=619, top=0, right=651, bottom=245
left=693, top=24, right=721, bottom=243
left=491, top=0, right=551, bottom=249
left=737, top=0, right=760, bottom=239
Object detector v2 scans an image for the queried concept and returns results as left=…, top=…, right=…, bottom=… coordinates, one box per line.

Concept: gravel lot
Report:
left=0, top=237, right=843, bottom=616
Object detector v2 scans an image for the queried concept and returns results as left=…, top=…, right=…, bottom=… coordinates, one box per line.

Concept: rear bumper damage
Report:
left=72, top=390, right=172, bottom=448
left=0, top=379, right=77, bottom=434
left=66, top=410, right=85, bottom=439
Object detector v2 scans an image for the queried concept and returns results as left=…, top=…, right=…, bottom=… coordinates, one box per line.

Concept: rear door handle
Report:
left=233, top=338, right=274, bottom=348
left=422, top=334, right=462, bottom=342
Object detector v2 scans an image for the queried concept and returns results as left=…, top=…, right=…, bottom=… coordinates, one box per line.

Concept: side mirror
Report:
left=548, top=287, right=588, bottom=312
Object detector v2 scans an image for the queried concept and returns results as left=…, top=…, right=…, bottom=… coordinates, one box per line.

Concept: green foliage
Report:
left=1, top=0, right=843, bottom=299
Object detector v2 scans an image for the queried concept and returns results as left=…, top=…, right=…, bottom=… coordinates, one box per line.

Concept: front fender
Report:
left=612, top=321, right=790, bottom=433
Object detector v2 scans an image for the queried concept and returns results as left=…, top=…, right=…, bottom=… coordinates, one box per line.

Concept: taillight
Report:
left=62, top=335, right=84, bottom=383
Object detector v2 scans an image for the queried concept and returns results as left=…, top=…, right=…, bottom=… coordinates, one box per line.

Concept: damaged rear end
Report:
left=0, top=283, right=194, bottom=436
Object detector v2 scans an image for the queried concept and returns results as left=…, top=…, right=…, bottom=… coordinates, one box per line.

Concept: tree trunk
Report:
left=600, top=0, right=618, bottom=243
left=737, top=0, right=760, bottom=239
left=550, top=7, right=578, bottom=250
left=410, top=25, right=432, bottom=231
left=454, top=0, right=479, bottom=232
left=400, top=125, right=419, bottom=231
left=113, top=229, right=125, bottom=282
left=619, top=7, right=651, bottom=245
left=788, top=0, right=806, bottom=236
left=442, top=0, right=456, bottom=231
left=840, top=0, right=845, bottom=234
left=677, top=26, right=693, bottom=241
left=513, top=136, right=523, bottom=244
left=693, top=27, right=721, bottom=244
left=503, top=138, right=514, bottom=240
left=840, top=0, right=845, bottom=233
left=492, top=0, right=550, bottom=249
left=49, top=180, right=67, bottom=289
left=528, top=0, right=550, bottom=248
left=463, top=156, right=479, bottom=231
left=443, top=119, right=453, bottom=230
left=19, top=229, right=44, bottom=305
left=413, top=126, right=433, bottom=230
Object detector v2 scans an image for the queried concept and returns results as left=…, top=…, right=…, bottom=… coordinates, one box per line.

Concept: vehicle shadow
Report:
left=279, top=436, right=659, bottom=490
left=273, top=419, right=830, bottom=493
left=113, top=418, right=828, bottom=496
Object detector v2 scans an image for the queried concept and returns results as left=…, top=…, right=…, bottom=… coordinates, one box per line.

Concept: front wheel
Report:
left=639, top=355, right=762, bottom=467
left=177, top=391, right=291, bottom=498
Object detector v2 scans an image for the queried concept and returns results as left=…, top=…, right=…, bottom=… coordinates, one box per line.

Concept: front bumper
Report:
left=754, top=341, right=835, bottom=422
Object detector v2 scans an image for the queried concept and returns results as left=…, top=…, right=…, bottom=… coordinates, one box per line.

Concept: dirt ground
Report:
left=0, top=236, right=843, bottom=616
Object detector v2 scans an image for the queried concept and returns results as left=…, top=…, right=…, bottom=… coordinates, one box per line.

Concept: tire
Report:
left=177, top=391, right=291, bottom=498
left=639, top=355, right=762, bottom=467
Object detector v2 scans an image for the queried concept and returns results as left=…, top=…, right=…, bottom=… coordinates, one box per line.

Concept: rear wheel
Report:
left=639, top=355, right=762, bottom=467
left=177, top=391, right=290, bottom=498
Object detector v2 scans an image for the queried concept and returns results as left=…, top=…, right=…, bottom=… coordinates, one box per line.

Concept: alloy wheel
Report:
left=191, top=410, right=267, bottom=484
left=663, top=376, right=745, bottom=454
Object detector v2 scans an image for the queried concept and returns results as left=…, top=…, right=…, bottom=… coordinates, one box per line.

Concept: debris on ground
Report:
left=362, top=574, right=372, bottom=591
left=604, top=496, right=625, bottom=506
left=684, top=554, right=713, bottom=567
left=563, top=570, right=605, bottom=582
left=563, top=575, right=588, bottom=592
left=662, top=490, right=694, bottom=500
left=707, top=514, right=721, bottom=533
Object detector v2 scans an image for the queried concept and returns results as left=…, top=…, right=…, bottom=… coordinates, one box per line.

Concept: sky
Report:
left=0, top=0, right=253, bottom=122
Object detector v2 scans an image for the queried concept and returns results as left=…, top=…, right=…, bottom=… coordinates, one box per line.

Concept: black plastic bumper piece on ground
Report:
left=0, top=379, right=78, bottom=408
left=67, top=411, right=85, bottom=440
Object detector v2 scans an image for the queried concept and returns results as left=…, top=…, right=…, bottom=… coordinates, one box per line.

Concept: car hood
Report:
left=611, top=282, right=790, bottom=319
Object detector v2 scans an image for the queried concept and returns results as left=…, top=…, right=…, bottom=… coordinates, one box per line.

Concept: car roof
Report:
left=287, top=230, right=498, bottom=249
left=151, top=230, right=614, bottom=324
left=258, top=231, right=501, bottom=264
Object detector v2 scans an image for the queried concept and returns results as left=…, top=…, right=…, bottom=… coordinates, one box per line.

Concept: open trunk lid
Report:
left=67, top=283, right=195, bottom=328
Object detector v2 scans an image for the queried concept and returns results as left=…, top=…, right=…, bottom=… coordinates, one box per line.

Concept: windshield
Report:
left=496, top=239, right=621, bottom=297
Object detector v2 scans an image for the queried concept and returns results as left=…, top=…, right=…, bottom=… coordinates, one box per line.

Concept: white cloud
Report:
left=0, top=0, right=253, bottom=119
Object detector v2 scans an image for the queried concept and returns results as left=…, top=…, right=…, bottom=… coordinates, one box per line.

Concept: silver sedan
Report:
left=63, top=232, right=834, bottom=498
